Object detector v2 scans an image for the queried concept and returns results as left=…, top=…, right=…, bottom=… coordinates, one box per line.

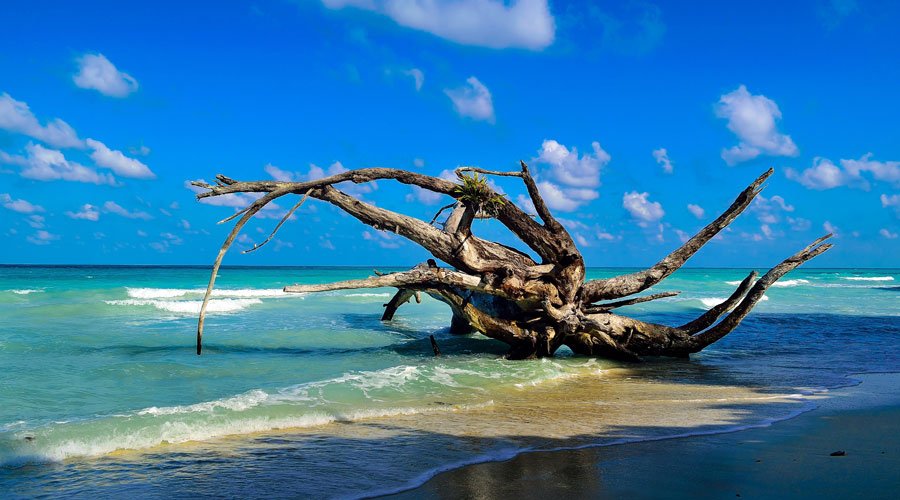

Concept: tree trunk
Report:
left=191, top=165, right=832, bottom=360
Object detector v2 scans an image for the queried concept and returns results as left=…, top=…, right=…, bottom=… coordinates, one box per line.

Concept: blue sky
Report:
left=1, top=0, right=898, bottom=267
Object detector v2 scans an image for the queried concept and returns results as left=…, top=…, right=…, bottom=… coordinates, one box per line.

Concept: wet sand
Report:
left=394, top=373, right=900, bottom=499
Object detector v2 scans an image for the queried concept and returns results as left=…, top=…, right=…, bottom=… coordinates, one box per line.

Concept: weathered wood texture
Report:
left=192, top=164, right=831, bottom=360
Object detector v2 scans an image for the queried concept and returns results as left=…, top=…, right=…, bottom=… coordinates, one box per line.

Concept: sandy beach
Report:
left=394, top=373, right=900, bottom=499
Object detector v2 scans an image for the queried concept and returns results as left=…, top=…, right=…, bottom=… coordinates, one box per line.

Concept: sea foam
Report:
left=105, top=298, right=262, bottom=314
left=841, top=276, right=894, bottom=281
left=126, top=287, right=292, bottom=299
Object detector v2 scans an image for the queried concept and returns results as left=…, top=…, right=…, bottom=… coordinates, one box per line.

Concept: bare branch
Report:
left=582, top=168, right=774, bottom=303
left=197, top=188, right=291, bottom=354
left=284, top=266, right=525, bottom=301
left=456, top=166, right=523, bottom=178
left=690, top=234, right=833, bottom=349
left=241, top=192, right=309, bottom=254
left=428, top=202, right=458, bottom=226
left=678, top=272, right=756, bottom=333
left=585, top=291, right=680, bottom=313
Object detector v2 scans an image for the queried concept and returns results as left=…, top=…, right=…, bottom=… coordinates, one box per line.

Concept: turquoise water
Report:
left=0, top=266, right=898, bottom=497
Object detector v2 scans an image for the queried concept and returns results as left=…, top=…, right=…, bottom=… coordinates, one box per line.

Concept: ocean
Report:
left=0, top=265, right=897, bottom=498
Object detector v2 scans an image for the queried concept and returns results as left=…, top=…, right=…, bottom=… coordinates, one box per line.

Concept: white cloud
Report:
left=137, top=230, right=148, bottom=237
left=404, top=68, right=424, bottom=91
left=0, top=193, right=44, bottom=214
left=160, top=232, right=183, bottom=245
left=445, top=77, right=495, bottom=123
left=535, top=181, right=583, bottom=212
left=674, top=228, right=690, bottom=243
left=623, top=191, right=664, bottom=226
left=322, top=0, right=555, bottom=50
left=65, top=204, right=100, bottom=221
left=687, top=203, right=704, bottom=219
left=528, top=139, right=610, bottom=212
left=130, top=145, right=151, bottom=156
left=103, top=201, right=153, bottom=220
left=0, top=93, right=83, bottom=148
left=751, top=194, right=794, bottom=225
left=880, top=228, right=898, bottom=239
left=27, top=230, right=59, bottom=245
left=86, top=139, right=155, bottom=179
left=823, top=220, right=839, bottom=236
left=406, top=185, right=446, bottom=205
left=73, top=53, right=138, bottom=97
left=8, top=143, right=116, bottom=185
left=26, top=215, right=45, bottom=229
left=787, top=216, right=811, bottom=231
left=841, top=154, right=900, bottom=187
left=179, top=219, right=191, bottom=230
left=537, top=139, right=609, bottom=188
left=652, top=148, right=673, bottom=173
left=715, top=85, right=798, bottom=165
left=882, top=194, right=900, bottom=208
left=362, top=229, right=402, bottom=248
left=595, top=228, right=620, bottom=241
left=785, top=157, right=850, bottom=190
left=786, top=154, right=899, bottom=190
left=413, top=158, right=425, bottom=168
left=264, top=163, right=295, bottom=182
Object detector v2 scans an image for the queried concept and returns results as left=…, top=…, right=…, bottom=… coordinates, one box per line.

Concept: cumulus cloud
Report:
left=787, top=216, right=811, bottom=231
left=404, top=68, right=424, bottom=91
left=715, top=85, right=798, bottom=165
left=362, top=229, right=402, bottom=248
left=653, top=148, right=673, bottom=173
left=823, top=220, right=839, bottom=236
left=0, top=93, right=82, bottom=148
left=785, top=157, right=850, bottom=190
left=6, top=143, right=116, bottom=185
left=86, top=139, right=155, bottom=179
left=73, top=53, right=139, bottom=97
left=321, top=0, right=555, bottom=50
left=882, top=194, right=900, bottom=208
left=842, top=154, right=900, bottom=187
left=538, top=140, right=610, bottom=188
left=405, top=185, right=446, bottom=205
left=446, top=77, right=495, bottom=123
left=26, top=215, right=45, bottom=229
left=525, top=139, right=610, bottom=212
left=686, top=203, right=704, bottom=219
left=623, top=191, right=664, bottom=226
left=27, top=230, right=59, bottom=245
left=413, top=158, right=425, bottom=168
left=103, top=201, right=153, bottom=220
left=880, top=228, right=898, bottom=239
left=65, top=204, right=100, bottom=221
left=0, top=193, right=44, bottom=214
left=786, top=153, right=899, bottom=190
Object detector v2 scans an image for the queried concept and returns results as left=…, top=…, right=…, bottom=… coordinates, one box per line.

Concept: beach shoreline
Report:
left=390, top=372, right=900, bottom=499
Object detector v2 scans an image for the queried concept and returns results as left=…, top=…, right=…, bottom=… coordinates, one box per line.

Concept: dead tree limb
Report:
left=192, top=165, right=830, bottom=360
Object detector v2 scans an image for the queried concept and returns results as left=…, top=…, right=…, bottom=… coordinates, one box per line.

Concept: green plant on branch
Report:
left=452, top=171, right=506, bottom=216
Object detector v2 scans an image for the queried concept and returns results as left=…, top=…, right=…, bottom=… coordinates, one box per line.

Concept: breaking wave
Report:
left=105, top=298, right=263, bottom=314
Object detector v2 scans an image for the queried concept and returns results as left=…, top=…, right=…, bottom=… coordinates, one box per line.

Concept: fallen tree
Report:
left=192, top=164, right=831, bottom=360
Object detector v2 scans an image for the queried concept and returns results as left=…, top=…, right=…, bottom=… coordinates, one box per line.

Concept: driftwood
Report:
left=192, top=164, right=831, bottom=360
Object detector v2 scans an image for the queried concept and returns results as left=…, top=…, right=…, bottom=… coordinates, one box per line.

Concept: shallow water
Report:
left=0, top=266, right=898, bottom=497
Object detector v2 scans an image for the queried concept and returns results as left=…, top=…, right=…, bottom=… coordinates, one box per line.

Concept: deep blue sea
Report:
left=0, top=266, right=897, bottom=498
